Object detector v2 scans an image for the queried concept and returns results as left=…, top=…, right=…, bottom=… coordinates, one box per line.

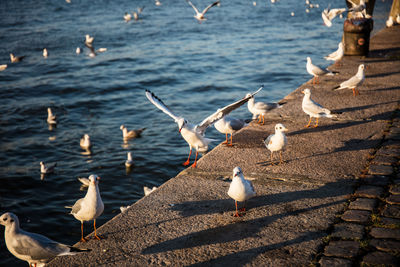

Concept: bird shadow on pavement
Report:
left=366, top=71, right=400, bottom=78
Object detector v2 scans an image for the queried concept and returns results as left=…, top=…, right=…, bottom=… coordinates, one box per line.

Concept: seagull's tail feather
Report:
left=332, top=85, right=345, bottom=91
left=277, top=100, right=287, bottom=106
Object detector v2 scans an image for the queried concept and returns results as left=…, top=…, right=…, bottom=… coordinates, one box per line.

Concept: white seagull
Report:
left=302, top=88, right=336, bottom=128
left=120, top=125, right=146, bottom=140
left=155, top=0, right=162, bottom=6
left=80, top=134, right=92, bottom=150
left=10, top=53, right=25, bottom=63
left=227, top=167, right=256, bottom=217
left=246, top=87, right=284, bottom=125
left=47, top=107, right=57, bottom=124
left=324, top=42, right=344, bottom=66
left=76, top=47, right=81, bottom=54
left=144, top=186, right=158, bottom=196
left=264, top=123, right=288, bottom=165
left=40, top=161, right=56, bottom=174
left=124, top=12, right=132, bottom=22
left=348, top=0, right=366, bottom=18
left=0, top=64, right=7, bottom=71
left=125, top=152, right=134, bottom=168
left=42, top=48, right=48, bottom=58
left=85, top=34, right=94, bottom=45
left=306, top=57, right=336, bottom=84
left=66, top=174, right=104, bottom=242
left=322, top=7, right=346, bottom=27
left=333, top=64, right=365, bottom=96
left=145, top=86, right=262, bottom=168
left=214, top=116, right=247, bottom=146
left=186, top=0, right=220, bottom=22
left=0, top=212, right=89, bottom=267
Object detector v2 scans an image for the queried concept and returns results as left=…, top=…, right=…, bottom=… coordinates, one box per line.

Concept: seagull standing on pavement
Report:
left=333, top=64, right=365, bottom=96
left=145, top=86, right=262, bottom=168
left=324, top=42, right=344, bottom=66
left=227, top=167, right=256, bottom=217
left=214, top=116, right=247, bottom=146
left=186, top=0, right=220, bottom=22
left=302, top=89, right=336, bottom=128
left=264, top=123, right=288, bottom=165
left=306, top=57, right=336, bottom=84
left=66, top=174, right=104, bottom=242
left=0, top=212, right=89, bottom=267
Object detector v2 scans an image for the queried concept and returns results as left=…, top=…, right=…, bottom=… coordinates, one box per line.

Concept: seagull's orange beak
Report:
left=301, top=90, right=305, bottom=94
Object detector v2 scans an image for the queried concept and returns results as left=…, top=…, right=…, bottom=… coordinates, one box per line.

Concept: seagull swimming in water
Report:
left=66, top=174, right=104, bottom=242
left=85, top=34, right=94, bottom=45
left=40, top=161, right=56, bottom=174
left=47, top=107, right=57, bottom=125
left=0, top=64, right=7, bottom=71
left=333, top=64, right=365, bottom=96
left=264, top=123, right=288, bottom=165
left=80, top=134, right=91, bottom=150
left=43, top=48, right=48, bottom=58
left=145, top=86, right=262, bottom=168
left=10, top=53, right=25, bottom=63
left=227, top=167, right=256, bottom=217
left=0, top=212, right=89, bottom=267
left=125, top=152, right=134, bottom=168
left=186, top=0, right=220, bottom=22
left=120, top=125, right=146, bottom=140
left=302, top=88, right=336, bottom=128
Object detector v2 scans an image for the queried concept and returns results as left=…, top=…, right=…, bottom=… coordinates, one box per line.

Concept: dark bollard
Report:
left=343, top=18, right=374, bottom=56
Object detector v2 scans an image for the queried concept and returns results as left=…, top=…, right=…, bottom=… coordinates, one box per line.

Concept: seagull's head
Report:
left=120, top=125, right=125, bottom=130
left=233, top=166, right=243, bottom=177
left=0, top=212, right=18, bottom=228
left=302, top=88, right=311, bottom=95
left=177, top=118, right=187, bottom=133
left=88, top=174, right=100, bottom=185
left=359, top=64, right=365, bottom=71
left=84, top=134, right=90, bottom=140
left=275, top=123, right=288, bottom=132
left=40, top=161, right=44, bottom=166
left=306, top=57, right=311, bottom=63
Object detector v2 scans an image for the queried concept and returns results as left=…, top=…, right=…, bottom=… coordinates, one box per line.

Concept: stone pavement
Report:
left=48, top=26, right=400, bottom=266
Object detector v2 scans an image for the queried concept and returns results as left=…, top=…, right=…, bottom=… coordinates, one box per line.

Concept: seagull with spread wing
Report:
left=145, top=86, right=262, bottom=168
left=186, top=0, right=220, bottom=22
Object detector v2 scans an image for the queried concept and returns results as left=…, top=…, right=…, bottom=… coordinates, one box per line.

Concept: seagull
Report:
left=186, top=0, right=220, bottom=22
left=264, top=123, right=288, bottom=165
left=85, top=34, right=94, bottom=45
left=396, top=14, right=400, bottom=24
left=125, top=152, right=134, bottom=168
left=246, top=86, right=285, bottom=125
left=145, top=86, right=262, bottom=168
left=76, top=47, right=81, bottom=54
left=155, top=0, right=162, bottom=6
left=10, top=53, right=25, bottom=63
left=43, top=48, right=48, bottom=58
left=322, top=7, right=346, bottom=27
left=120, top=206, right=131, bottom=213
left=227, top=167, right=256, bottom=217
left=66, top=174, right=104, bottom=242
left=120, top=125, right=146, bottom=140
left=0, top=64, right=7, bottom=71
left=302, top=88, right=336, bottom=128
left=47, top=107, right=57, bottom=124
left=306, top=57, right=336, bottom=84
left=214, top=116, right=247, bottom=146
left=348, top=0, right=366, bottom=17
left=324, top=42, right=344, bottom=66
left=386, top=16, right=394, bottom=27
left=133, top=7, right=145, bottom=21
left=77, top=176, right=90, bottom=187
left=124, top=12, right=132, bottom=22
left=0, top=212, right=89, bottom=267
left=333, top=64, right=365, bottom=96
left=80, top=134, right=91, bottom=150
left=40, top=161, right=56, bottom=174
left=144, top=186, right=157, bottom=196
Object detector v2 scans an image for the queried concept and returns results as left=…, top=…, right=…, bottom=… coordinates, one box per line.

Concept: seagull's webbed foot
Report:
left=183, top=160, right=190, bottom=166
left=80, top=237, right=88, bottom=243
left=94, top=234, right=104, bottom=240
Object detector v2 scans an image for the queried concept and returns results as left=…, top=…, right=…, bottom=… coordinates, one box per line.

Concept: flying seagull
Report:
left=186, top=0, right=220, bottom=22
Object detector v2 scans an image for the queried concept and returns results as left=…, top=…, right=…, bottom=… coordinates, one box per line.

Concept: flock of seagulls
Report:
left=322, top=0, right=367, bottom=27
left=1, top=0, right=376, bottom=265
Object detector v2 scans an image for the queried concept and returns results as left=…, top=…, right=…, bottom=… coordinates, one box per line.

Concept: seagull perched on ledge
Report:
left=306, top=57, right=336, bottom=84
left=214, top=116, right=247, bottom=146
left=0, top=212, right=89, bottom=267
left=145, top=86, right=262, bottom=168
left=186, top=0, right=220, bottom=22
left=324, top=42, right=344, bottom=66
left=333, top=64, right=365, bottom=96
left=264, top=123, right=288, bottom=165
left=227, top=167, right=256, bottom=217
left=302, top=88, right=336, bottom=128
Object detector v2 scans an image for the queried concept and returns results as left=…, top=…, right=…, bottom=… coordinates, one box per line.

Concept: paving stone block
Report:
left=342, top=210, right=371, bottom=223
left=362, top=175, right=390, bottom=186
left=368, top=164, right=394, bottom=176
left=383, top=204, right=400, bottom=219
left=331, top=223, right=364, bottom=239
left=379, top=148, right=400, bottom=157
left=324, top=240, right=360, bottom=258
left=319, top=256, right=352, bottom=267
left=370, top=239, right=400, bottom=253
left=380, top=217, right=400, bottom=227
left=348, top=198, right=377, bottom=211
left=387, top=194, right=400, bottom=205
left=370, top=227, right=400, bottom=239
left=362, top=251, right=399, bottom=266
left=354, top=185, right=384, bottom=199
left=371, top=155, right=397, bottom=165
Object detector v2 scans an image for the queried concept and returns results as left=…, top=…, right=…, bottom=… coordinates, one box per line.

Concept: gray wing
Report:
left=226, top=117, right=246, bottom=131
left=311, top=63, right=328, bottom=76
left=201, top=1, right=220, bottom=15
left=70, top=198, right=84, bottom=214
left=145, top=90, right=181, bottom=122
left=304, top=98, right=330, bottom=115
left=186, top=0, right=200, bottom=14
left=254, top=101, right=281, bottom=112
left=339, top=75, right=362, bottom=89
left=196, top=85, right=263, bottom=135
left=13, top=230, right=69, bottom=261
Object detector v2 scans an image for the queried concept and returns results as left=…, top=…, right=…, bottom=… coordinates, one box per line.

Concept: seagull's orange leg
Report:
left=191, top=151, right=199, bottom=168
left=270, top=152, right=275, bottom=165
left=93, top=219, right=103, bottom=240
left=222, top=133, right=229, bottom=144
left=257, top=115, right=262, bottom=124
left=352, top=88, right=356, bottom=96
left=233, top=201, right=241, bottom=217
left=183, top=149, right=192, bottom=166
left=239, top=201, right=247, bottom=212
left=228, top=134, right=233, bottom=146
left=314, top=117, right=319, bottom=128
left=80, top=222, right=87, bottom=242
left=279, top=151, right=284, bottom=164
left=316, top=76, right=320, bottom=84
left=261, top=115, right=265, bottom=125
left=356, top=88, right=359, bottom=95
left=305, top=117, right=312, bottom=128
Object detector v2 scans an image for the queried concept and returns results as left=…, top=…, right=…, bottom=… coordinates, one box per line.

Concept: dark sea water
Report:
left=0, top=0, right=391, bottom=265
